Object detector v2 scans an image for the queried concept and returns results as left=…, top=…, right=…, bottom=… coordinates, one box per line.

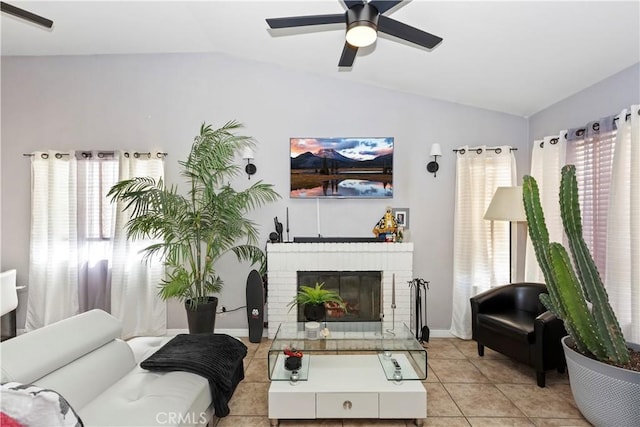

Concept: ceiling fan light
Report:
left=346, top=22, right=377, bottom=47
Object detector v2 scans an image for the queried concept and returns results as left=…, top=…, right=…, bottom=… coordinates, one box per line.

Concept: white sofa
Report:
left=0, top=310, right=215, bottom=426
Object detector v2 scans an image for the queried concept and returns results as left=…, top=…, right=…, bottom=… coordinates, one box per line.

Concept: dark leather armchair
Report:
left=470, top=282, right=566, bottom=387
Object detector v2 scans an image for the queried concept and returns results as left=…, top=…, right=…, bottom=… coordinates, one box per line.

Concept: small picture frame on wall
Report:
left=393, top=208, right=410, bottom=228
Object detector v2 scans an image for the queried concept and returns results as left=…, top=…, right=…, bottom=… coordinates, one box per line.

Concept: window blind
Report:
left=566, top=119, right=617, bottom=278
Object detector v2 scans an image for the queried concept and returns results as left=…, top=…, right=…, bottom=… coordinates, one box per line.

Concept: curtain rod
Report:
left=23, top=151, right=168, bottom=159
left=22, top=153, right=70, bottom=159
left=125, top=152, right=168, bottom=159
left=613, top=111, right=633, bottom=123
left=547, top=109, right=637, bottom=145
left=452, top=147, right=517, bottom=155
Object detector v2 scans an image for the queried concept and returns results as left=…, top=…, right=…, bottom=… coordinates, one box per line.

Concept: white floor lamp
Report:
left=484, top=186, right=527, bottom=283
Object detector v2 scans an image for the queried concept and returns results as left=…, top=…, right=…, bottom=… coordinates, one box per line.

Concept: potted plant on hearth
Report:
left=523, top=165, right=639, bottom=427
left=108, top=121, right=280, bottom=334
left=287, top=282, right=346, bottom=321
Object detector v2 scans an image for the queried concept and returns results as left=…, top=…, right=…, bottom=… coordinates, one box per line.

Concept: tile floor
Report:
left=215, top=337, right=591, bottom=427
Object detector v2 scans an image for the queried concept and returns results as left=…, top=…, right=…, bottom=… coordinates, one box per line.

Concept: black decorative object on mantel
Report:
left=274, top=217, right=283, bottom=243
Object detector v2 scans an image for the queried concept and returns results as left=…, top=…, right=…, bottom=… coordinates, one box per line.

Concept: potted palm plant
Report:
left=108, top=121, right=280, bottom=333
left=287, top=282, right=345, bottom=321
left=523, top=165, right=639, bottom=426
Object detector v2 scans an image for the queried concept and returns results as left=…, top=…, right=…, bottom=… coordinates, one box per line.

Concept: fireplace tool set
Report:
left=409, top=278, right=430, bottom=343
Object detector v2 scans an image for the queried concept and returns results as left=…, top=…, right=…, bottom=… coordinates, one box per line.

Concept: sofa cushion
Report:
left=127, top=336, right=173, bottom=364
left=34, top=339, right=135, bottom=410
left=477, top=310, right=537, bottom=343
left=78, top=368, right=212, bottom=427
left=1, top=310, right=122, bottom=385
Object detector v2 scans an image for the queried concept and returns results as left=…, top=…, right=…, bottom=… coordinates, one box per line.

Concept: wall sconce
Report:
left=426, top=143, right=442, bottom=177
left=242, top=147, right=256, bottom=179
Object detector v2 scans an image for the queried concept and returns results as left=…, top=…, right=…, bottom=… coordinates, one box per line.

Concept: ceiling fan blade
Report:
left=266, top=14, right=345, bottom=29
left=1, top=1, right=53, bottom=28
left=339, top=42, right=358, bottom=67
left=368, top=1, right=403, bottom=14
left=378, top=15, right=442, bottom=49
left=343, top=0, right=365, bottom=8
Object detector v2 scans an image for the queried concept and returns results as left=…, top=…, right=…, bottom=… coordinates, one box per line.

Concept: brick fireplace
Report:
left=266, top=242, right=414, bottom=339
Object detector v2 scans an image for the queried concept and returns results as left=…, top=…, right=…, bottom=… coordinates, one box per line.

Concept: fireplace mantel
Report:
left=266, top=242, right=414, bottom=338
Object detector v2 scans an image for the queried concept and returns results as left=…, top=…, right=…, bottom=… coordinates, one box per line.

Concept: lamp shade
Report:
left=430, top=143, right=443, bottom=157
left=242, top=147, right=254, bottom=160
left=484, top=186, right=527, bottom=222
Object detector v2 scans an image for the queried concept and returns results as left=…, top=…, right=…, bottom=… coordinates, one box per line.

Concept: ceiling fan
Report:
left=1, top=1, right=53, bottom=28
left=266, top=0, right=442, bottom=67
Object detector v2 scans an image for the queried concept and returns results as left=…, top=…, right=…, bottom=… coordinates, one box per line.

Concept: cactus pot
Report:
left=562, top=336, right=640, bottom=426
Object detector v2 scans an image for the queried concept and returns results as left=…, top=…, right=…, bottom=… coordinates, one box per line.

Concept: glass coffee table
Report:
left=267, top=322, right=427, bottom=426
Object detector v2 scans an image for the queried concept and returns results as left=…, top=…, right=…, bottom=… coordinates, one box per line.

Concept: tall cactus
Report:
left=523, top=165, right=629, bottom=364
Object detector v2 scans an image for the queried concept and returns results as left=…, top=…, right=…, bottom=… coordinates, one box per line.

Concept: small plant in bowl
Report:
left=288, top=282, right=345, bottom=321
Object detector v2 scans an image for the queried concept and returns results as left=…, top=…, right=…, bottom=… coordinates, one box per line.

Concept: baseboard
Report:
left=429, top=329, right=455, bottom=338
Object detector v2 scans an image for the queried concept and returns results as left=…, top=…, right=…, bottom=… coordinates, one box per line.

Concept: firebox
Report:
left=296, top=271, right=382, bottom=322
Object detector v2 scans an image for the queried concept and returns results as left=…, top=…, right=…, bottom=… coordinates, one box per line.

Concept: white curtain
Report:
left=606, top=106, right=640, bottom=343
left=524, top=105, right=639, bottom=342
left=26, top=151, right=79, bottom=330
left=450, top=146, right=516, bottom=339
left=77, top=153, right=119, bottom=313
left=110, top=151, right=167, bottom=339
left=524, top=133, right=567, bottom=282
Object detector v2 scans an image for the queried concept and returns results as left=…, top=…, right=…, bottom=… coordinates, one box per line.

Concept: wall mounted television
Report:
left=290, top=137, right=394, bottom=198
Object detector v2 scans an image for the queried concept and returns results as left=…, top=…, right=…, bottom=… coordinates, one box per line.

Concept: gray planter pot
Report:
left=562, top=336, right=640, bottom=427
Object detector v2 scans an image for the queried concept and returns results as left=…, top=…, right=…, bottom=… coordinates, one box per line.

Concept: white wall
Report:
left=1, top=52, right=530, bottom=331
left=529, top=63, right=640, bottom=142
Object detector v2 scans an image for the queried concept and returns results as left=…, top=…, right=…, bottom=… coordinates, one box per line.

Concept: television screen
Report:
left=290, top=137, right=394, bottom=198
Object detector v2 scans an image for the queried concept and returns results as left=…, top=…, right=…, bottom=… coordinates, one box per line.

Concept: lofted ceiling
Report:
left=2, top=1, right=639, bottom=117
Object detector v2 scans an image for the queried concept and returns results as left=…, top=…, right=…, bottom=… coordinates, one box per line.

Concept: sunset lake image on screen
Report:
left=290, top=137, right=393, bottom=198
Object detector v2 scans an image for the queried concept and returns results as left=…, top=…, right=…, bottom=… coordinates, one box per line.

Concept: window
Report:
left=566, top=120, right=617, bottom=278
left=77, top=153, right=119, bottom=267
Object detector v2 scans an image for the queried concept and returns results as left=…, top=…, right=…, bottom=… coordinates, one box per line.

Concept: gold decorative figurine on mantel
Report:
left=373, top=206, right=398, bottom=241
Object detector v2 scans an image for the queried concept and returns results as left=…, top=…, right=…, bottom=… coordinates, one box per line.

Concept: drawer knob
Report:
left=343, top=400, right=353, bottom=410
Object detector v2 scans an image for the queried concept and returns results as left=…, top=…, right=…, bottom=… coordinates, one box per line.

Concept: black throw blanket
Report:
left=140, top=334, right=247, bottom=417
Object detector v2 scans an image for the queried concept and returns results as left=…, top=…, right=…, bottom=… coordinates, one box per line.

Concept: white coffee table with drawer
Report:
left=267, top=322, right=427, bottom=426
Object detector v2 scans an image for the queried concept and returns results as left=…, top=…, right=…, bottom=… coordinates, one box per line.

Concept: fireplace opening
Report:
left=296, top=271, right=382, bottom=322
